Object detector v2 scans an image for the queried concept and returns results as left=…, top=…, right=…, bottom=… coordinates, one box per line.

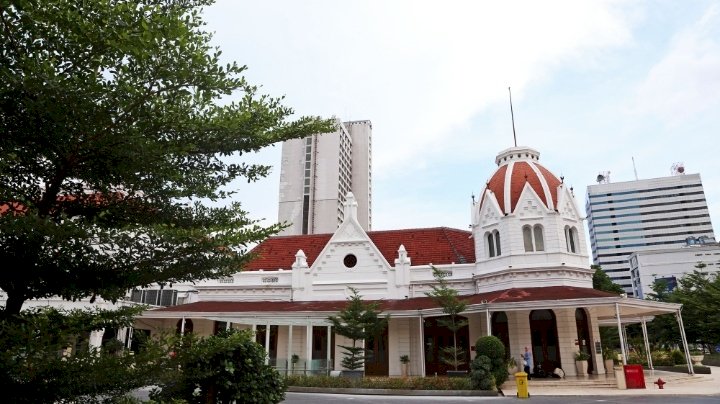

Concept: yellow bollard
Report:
left=515, top=371, right=529, bottom=398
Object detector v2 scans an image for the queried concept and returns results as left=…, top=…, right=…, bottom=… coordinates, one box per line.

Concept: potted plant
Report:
left=602, top=348, right=615, bottom=373
left=507, top=356, right=518, bottom=375
left=574, top=351, right=590, bottom=376
left=400, top=355, right=410, bottom=377
left=327, top=287, right=388, bottom=379
left=426, top=266, right=469, bottom=377
left=689, top=349, right=704, bottom=366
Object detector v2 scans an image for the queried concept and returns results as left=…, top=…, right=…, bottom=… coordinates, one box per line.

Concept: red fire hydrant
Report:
left=654, top=378, right=666, bottom=389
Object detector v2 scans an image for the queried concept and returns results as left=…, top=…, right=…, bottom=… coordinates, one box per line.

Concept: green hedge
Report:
left=285, top=375, right=472, bottom=390
left=703, top=353, right=720, bottom=367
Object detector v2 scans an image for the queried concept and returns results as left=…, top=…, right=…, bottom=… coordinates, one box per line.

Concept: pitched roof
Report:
left=243, top=227, right=474, bottom=271
left=150, top=286, right=619, bottom=313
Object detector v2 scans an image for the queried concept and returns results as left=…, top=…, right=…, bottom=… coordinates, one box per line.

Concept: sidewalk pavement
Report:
left=501, top=366, right=720, bottom=396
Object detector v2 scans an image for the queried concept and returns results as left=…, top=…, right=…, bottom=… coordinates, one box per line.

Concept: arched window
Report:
left=533, top=225, right=545, bottom=251
left=523, top=224, right=544, bottom=252
left=486, top=230, right=502, bottom=258
left=487, top=232, right=495, bottom=258
left=565, top=226, right=578, bottom=253
left=523, top=225, right=533, bottom=252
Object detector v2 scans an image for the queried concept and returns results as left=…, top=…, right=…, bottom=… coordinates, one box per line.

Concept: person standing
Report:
left=521, top=346, right=533, bottom=380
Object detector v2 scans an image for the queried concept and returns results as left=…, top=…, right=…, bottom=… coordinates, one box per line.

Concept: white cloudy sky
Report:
left=202, top=0, right=720, bottom=238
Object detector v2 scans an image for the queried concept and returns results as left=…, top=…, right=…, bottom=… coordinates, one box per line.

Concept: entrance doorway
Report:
left=529, top=310, right=561, bottom=374
left=491, top=312, right=511, bottom=358
left=365, top=326, right=388, bottom=376
left=423, top=316, right=470, bottom=376
left=575, top=308, right=594, bottom=374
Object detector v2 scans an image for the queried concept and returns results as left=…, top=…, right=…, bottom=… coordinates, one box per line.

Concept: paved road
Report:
left=283, top=392, right=720, bottom=404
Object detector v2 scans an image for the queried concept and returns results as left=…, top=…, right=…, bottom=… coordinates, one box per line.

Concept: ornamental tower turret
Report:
left=471, top=146, right=591, bottom=291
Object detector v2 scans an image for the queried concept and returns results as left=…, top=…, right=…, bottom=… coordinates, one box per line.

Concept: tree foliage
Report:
left=327, top=287, right=387, bottom=371
left=591, top=265, right=624, bottom=294
left=0, top=0, right=335, bottom=315
left=0, top=306, right=170, bottom=403
left=592, top=265, right=623, bottom=349
left=151, top=330, right=285, bottom=404
left=662, top=264, right=720, bottom=348
left=426, top=266, right=469, bottom=371
left=639, top=263, right=720, bottom=351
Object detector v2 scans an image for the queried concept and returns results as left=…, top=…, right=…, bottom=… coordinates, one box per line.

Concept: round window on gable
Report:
left=344, top=254, right=357, bottom=268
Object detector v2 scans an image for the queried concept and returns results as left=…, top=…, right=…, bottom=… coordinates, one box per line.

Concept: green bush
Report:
left=651, top=351, right=674, bottom=366
left=703, top=353, right=720, bottom=367
left=285, top=375, right=472, bottom=390
left=0, top=307, right=170, bottom=404
left=151, top=330, right=285, bottom=404
left=474, top=336, right=507, bottom=387
left=469, top=355, right=494, bottom=390
left=670, top=349, right=686, bottom=365
left=626, top=351, right=645, bottom=365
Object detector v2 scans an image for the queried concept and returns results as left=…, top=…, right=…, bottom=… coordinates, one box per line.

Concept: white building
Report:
left=586, top=173, right=715, bottom=296
left=139, top=146, right=693, bottom=378
left=278, top=119, right=371, bottom=235
left=629, top=240, right=720, bottom=298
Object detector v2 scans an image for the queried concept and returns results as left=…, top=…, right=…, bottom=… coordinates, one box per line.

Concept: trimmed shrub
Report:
left=470, top=355, right=494, bottom=390
left=670, top=349, right=686, bottom=365
left=151, top=330, right=285, bottom=404
left=284, top=375, right=472, bottom=390
left=474, top=336, right=507, bottom=387
left=651, top=351, right=674, bottom=366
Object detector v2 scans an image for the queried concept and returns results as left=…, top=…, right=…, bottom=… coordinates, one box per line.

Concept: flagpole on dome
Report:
left=508, top=87, right=518, bottom=147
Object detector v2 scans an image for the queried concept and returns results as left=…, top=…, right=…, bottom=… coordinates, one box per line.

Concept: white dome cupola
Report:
left=470, top=146, right=592, bottom=291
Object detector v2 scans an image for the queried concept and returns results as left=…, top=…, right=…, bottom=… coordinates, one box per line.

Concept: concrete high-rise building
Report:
left=586, top=173, right=715, bottom=296
left=278, top=120, right=371, bottom=235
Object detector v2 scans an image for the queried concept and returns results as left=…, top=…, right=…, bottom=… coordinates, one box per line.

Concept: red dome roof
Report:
left=481, top=147, right=563, bottom=215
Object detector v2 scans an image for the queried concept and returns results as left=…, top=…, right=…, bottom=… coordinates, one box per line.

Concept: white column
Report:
left=287, top=325, right=294, bottom=375
left=126, top=327, right=134, bottom=349
left=251, top=323, right=257, bottom=335
left=419, top=314, right=425, bottom=377
left=180, top=317, right=186, bottom=336
left=264, top=322, right=271, bottom=365
left=485, top=309, right=491, bottom=336
left=89, top=328, right=105, bottom=352
left=615, top=303, right=626, bottom=365
left=327, top=325, right=332, bottom=374
left=640, top=318, right=653, bottom=370
left=676, top=309, right=695, bottom=375
left=306, top=323, right=313, bottom=373
left=226, top=322, right=231, bottom=331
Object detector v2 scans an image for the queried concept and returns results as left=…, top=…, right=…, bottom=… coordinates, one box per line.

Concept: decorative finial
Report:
left=560, top=175, right=564, bottom=183
left=471, top=193, right=476, bottom=204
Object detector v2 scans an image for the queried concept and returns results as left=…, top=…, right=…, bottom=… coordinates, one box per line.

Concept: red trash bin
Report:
left=623, top=364, right=646, bottom=389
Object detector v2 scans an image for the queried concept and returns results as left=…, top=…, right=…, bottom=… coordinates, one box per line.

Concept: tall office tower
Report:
left=278, top=120, right=372, bottom=235
left=586, top=172, right=715, bottom=296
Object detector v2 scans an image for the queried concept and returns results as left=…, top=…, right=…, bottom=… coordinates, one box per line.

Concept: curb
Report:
left=287, top=386, right=499, bottom=396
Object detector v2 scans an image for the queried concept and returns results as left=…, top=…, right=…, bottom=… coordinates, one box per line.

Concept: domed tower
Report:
left=471, top=146, right=591, bottom=292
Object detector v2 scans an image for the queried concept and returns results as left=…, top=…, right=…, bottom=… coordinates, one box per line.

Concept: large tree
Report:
left=0, top=0, right=334, bottom=316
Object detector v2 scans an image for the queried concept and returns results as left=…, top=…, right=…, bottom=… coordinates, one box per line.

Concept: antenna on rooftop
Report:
left=508, top=87, right=517, bottom=147
left=632, top=157, right=639, bottom=180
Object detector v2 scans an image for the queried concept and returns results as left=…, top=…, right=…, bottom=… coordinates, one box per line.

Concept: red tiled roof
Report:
left=482, top=161, right=561, bottom=215
left=244, top=233, right=332, bottom=271
left=243, top=227, right=475, bottom=271
left=151, top=286, right=619, bottom=313
left=482, top=164, right=507, bottom=211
